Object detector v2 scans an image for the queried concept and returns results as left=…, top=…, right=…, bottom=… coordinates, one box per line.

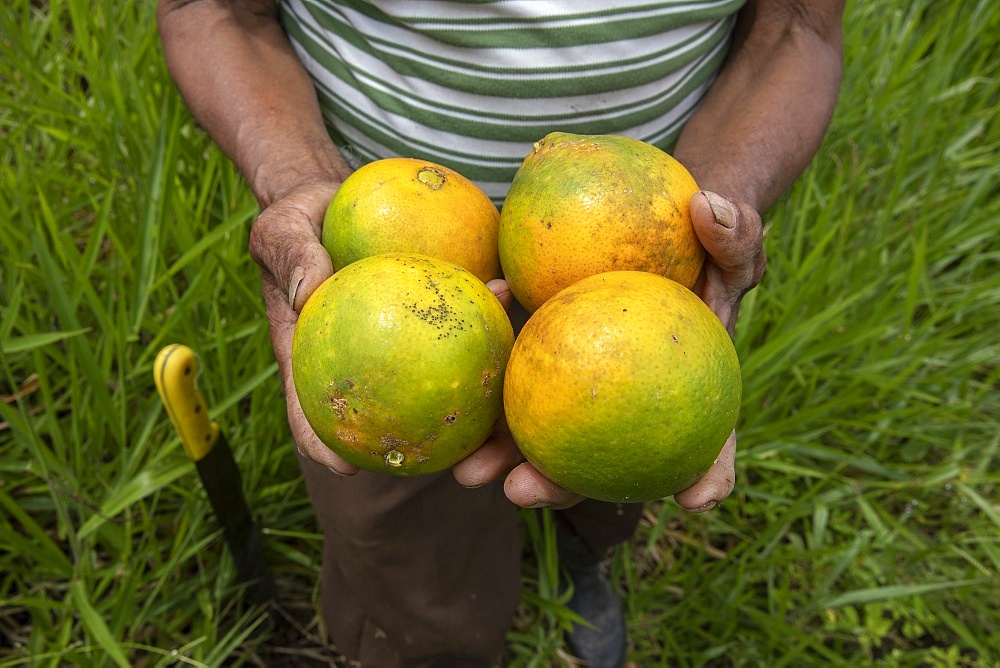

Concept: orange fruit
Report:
left=499, top=132, right=704, bottom=312
left=503, top=271, right=740, bottom=503
left=292, top=253, right=514, bottom=476
left=323, top=157, right=501, bottom=282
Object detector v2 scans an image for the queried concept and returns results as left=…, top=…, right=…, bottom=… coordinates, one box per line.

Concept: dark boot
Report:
left=559, top=536, right=627, bottom=667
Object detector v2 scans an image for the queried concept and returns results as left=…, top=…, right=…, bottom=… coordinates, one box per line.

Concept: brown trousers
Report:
left=299, top=457, right=642, bottom=666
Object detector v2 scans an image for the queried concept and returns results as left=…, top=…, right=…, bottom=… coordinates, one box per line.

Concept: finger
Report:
left=249, top=191, right=336, bottom=312
left=673, top=431, right=736, bottom=512
left=262, top=270, right=359, bottom=476
left=452, top=419, right=524, bottom=488
left=691, top=191, right=766, bottom=291
left=503, top=462, right=584, bottom=509
left=486, top=278, right=514, bottom=312
left=690, top=191, right=766, bottom=332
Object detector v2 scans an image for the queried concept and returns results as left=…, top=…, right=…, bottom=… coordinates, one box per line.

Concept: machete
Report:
left=154, top=343, right=275, bottom=606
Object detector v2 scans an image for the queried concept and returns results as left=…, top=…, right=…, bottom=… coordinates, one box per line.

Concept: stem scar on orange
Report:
left=503, top=271, right=741, bottom=503
left=323, top=157, right=502, bottom=282
left=499, top=132, right=704, bottom=312
left=292, top=253, right=514, bottom=476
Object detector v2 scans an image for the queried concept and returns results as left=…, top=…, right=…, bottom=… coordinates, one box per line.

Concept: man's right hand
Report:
left=249, top=180, right=361, bottom=476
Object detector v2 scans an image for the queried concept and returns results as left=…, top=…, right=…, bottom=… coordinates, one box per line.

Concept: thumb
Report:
left=486, top=278, right=514, bottom=312
left=286, top=237, right=334, bottom=313
left=690, top=191, right=764, bottom=276
left=689, top=191, right=766, bottom=332
left=674, top=431, right=737, bottom=512
left=249, top=200, right=335, bottom=313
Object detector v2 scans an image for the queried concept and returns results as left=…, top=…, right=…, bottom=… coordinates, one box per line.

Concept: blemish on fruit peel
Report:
left=329, top=395, right=347, bottom=419
left=417, top=166, right=445, bottom=190
left=385, top=450, right=405, bottom=467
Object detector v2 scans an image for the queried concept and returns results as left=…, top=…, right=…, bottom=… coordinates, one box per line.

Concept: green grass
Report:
left=1, top=0, right=998, bottom=665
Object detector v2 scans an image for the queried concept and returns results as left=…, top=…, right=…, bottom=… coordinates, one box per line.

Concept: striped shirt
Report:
left=280, top=0, right=746, bottom=200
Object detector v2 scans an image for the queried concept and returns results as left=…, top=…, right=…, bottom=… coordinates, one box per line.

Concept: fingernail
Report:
left=288, top=267, right=304, bottom=308
left=702, top=191, right=736, bottom=229
left=694, top=500, right=718, bottom=512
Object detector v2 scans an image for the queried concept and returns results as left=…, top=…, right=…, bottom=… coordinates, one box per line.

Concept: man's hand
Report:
left=689, top=191, right=766, bottom=337
left=676, top=190, right=765, bottom=511
left=456, top=190, right=765, bottom=510
left=249, top=180, right=360, bottom=476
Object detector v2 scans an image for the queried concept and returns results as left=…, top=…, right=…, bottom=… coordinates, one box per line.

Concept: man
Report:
left=158, top=1, right=843, bottom=665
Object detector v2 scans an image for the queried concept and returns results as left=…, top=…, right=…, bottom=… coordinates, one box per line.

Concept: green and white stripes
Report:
left=280, top=0, right=745, bottom=198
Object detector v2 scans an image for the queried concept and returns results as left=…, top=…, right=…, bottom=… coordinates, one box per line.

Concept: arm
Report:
left=670, top=0, right=845, bottom=510
left=157, top=0, right=357, bottom=474
left=680, top=0, right=844, bottom=334
left=676, top=0, right=844, bottom=212
left=157, top=0, right=349, bottom=208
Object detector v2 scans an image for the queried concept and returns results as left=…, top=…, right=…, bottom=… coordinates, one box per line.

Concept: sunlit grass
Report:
left=1, top=0, right=997, bottom=665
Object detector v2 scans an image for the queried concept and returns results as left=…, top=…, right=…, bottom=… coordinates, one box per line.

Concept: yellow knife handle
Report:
left=154, top=344, right=219, bottom=462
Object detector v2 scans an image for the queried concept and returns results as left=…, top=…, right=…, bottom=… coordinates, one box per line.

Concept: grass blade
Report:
left=69, top=580, right=131, bottom=668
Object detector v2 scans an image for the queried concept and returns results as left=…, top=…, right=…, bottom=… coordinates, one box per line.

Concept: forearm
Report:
left=674, top=0, right=844, bottom=212
left=157, top=0, right=349, bottom=208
